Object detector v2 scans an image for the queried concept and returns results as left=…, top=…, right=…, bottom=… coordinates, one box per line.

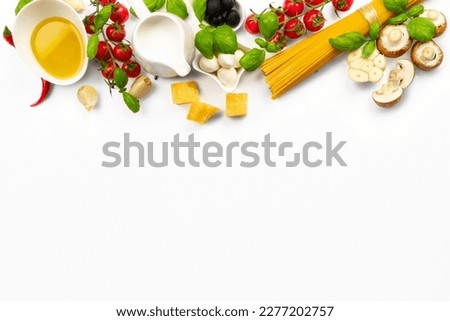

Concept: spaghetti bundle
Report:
left=261, top=0, right=425, bottom=99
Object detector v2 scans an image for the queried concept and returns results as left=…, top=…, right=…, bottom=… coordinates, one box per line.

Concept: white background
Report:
left=1, top=0, right=449, bottom=302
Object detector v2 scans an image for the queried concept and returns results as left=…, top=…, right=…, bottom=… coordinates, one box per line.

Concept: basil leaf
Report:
left=387, top=13, right=408, bottom=25
left=266, top=42, right=281, bottom=53
left=383, top=0, right=408, bottom=15
left=239, top=48, right=266, bottom=72
left=95, top=5, right=112, bottom=31
left=329, top=32, right=367, bottom=52
left=362, top=40, right=376, bottom=59
left=195, top=29, right=214, bottom=59
left=114, top=68, right=129, bottom=90
left=407, top=4, right=424, bottom=18
left=143, top=0, right=166, bottom=12
left=369, top=22, right=380, bottom=40
left=259, top=11, right=279, bottom=41
left=407, top=17, right=436, bottom=42
left=15, top=0, right=32, bottom=15
left=255, top=38, right=267, bottom=49
left=87, top=35, right=99, bottom=60
left=166, top=0, right=188, bottom=20
left=213, top=25, right=238, bottom=54
left=123, top=92, right=140, bottom=113
left=193, top=0, right=207, bottom=23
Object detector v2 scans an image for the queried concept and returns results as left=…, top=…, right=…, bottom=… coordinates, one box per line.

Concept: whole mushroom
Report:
left=377, top=25, right=412, bottom=58
left=411, top=40, right=444, bottom=71
left=420, top=10, right=447, bottom=37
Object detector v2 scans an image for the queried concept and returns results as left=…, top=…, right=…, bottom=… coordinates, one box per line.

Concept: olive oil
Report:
left=31, top=17, right=84, bottom=80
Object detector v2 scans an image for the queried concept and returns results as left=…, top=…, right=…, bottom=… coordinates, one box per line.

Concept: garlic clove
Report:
left=63, top=0, right=85, bottom=12
left=77, top=85, right=98, bottom=112
left=129, top=76, right=153, bottom=99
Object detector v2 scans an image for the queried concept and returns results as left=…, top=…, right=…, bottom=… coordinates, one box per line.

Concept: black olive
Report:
left=209, top=14, right=224, bottom=27
left=220, top=0, right=235, bottom=12
left=205, top=0, right=222, bottom=19
left=224, top=9, right=240, bottom=28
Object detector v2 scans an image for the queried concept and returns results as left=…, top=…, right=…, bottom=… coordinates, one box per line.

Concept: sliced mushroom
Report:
left=420, top=10, right=447, bottom=37
left=388, top=59, right=415, bottom=89
left=411, top=40, right=444, bottom=71
left=372, top=83, right=403, bottom=108
left=377, top=25, right=412, bottom=58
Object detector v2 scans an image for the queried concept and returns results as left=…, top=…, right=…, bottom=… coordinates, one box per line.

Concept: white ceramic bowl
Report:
left=13, top=0, right=88, bottom=86
left=193, top=44, right=248, bottom=93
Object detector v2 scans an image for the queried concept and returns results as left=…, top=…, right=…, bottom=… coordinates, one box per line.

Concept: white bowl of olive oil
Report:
left=14, top=0, right=88, bottom=86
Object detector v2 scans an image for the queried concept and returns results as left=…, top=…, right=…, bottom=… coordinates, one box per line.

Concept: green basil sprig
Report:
left=369, top=22, right=380, bottom=41
left=87, top=34, right=100, bottom=59
left=15, top=0, right=32, bottom=15
left=329, top=32, right=368, bottom=52
left=195, top=28, right=214, bottom=59
left=383, top=0, right=408, bottom=15
left=94, top=5, right=112, bottom=31
left=143, top=0, right=166, bottom=13
left=362, top=40, right=376, bottom=59
left=259, top=11, right=279, bottom=41
left=167, top=0, right=188, bottom=19
left=407, top=17, right=436, bottom=42
left=193, top=0, right=207, bottom=23
left=114, top=68, right=129, bottom=91
left=387, top=13, right=408, bottom=25
left=213, top=25, right=238, bottom=54
left=239, top=49, right=266, bottom=72
left=407, top=4, right=425, bottom=18
left=122, top=92, right=140, bottom=114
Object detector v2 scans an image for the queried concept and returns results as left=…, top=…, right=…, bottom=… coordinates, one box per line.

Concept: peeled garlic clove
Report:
left=217, top=54, right=236, bottom=69
left=63, top=0, right=85, bottom=12
left=129, top=76, right=153, bottom=99
left=217, top=67, right=238, bottom=87
left=234, top=50, right=245, bottom=68
left=77, top=85, right=98, bottom=112
left=199, top=56, right=220, bottom=73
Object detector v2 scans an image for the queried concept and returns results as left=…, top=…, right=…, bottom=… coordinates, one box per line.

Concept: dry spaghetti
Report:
left=261, top=0, right=425, bottom=99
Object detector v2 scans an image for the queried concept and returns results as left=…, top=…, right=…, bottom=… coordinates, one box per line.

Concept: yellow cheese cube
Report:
left=226, top=93, right=248, bottom=117
left=187, top=102, right=221, bottom=124
left=171, top=81, right=200, bottom=105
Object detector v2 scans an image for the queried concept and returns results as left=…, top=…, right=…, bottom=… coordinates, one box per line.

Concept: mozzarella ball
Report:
left=199, top=55, right=220, bottom=73
left=217, top=67, right=238, bottom=87
left=217, top=54, right=236, bottom=68
left=233, top=50, right=245, bottom=68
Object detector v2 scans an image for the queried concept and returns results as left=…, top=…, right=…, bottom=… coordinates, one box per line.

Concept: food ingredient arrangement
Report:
left=2, top=0, right=448, bottom=124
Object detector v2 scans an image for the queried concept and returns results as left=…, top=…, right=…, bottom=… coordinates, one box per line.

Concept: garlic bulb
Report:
left=77, top=85, right=98, bottom=112
left=63, top=0, right=85, bottom=12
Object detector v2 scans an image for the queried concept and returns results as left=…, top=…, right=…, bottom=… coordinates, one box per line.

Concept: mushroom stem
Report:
left=422, top=47, right=436, bottom=61
left=389, top=29, right=403, bottom=44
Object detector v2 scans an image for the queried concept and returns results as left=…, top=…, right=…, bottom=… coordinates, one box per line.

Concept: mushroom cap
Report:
left=421, top=9, right=447, bottom=37
left=389, top=59, right=415, bottom=89
left=372, top=83, right=403, bottom=108
left=411, top=40, right=444, bottom=71
left=377, top=25, right=413, bottom=58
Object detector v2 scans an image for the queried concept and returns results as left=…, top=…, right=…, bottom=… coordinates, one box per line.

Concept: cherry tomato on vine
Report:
left=122, top=60, right=142, bottom=78
left=83, top=15, right=95, bottom=34
left=303, top=9, right=325, bottom=32
left=283, top=0, right=304, bottom=18
left=332, top=0, right=354, bottom=12
left=110, top=4, right=129, bottom=24
left=112, top=43, right=133, bottom=62
left=106, top=23, right=126, bottom=42
left=244, top=14, right=260, bottom=34
left=101, top=61, right=118, bottom=79
left=283, top=18, right=306, bottom=39
left=269, top=31, right=287, bottom=49
left=96, top=41, right=111, bottom=61
left=274, top=11, right=285, bottom=28
left=99, top=0, right=116, bottom=5
left=304, top=0, right=326, bottom=7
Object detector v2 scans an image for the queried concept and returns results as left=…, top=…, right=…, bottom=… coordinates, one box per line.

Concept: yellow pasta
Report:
left=261, top=0, right=425, bottom=99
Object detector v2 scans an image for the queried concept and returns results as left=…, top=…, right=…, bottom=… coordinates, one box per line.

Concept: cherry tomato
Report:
left=303, top=9, right=325, bottom=32
left=244, top=14, right=260, bottom=34
left=274, top=11, right=285, bottom=29
left=101, top=61, right=118, bottom=79
left=283, top=0, right=304, bottom=18
left=283, top=18, right=306, bottom=39
left=269, top=32, right=287, bottom=49
left=110, top=4, right=129, bottom=24
left=106, top=23, right=126, bottom=42
left=304, top=0, right=326, bottom=7
left=83, top=15, right=95, bottom=34
left=99, top=0, right=116, bottom=5
left=96, top=41, right=111, bottom=61
left=332, top=0, right=354, bottom=12
left=122, top=60, right=142, bottom=78
left=112, top=43, right=133, bottom=62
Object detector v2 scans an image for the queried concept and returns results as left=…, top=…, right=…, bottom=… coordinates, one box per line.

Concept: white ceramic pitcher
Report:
left=128, top=0, right=195, bottom=78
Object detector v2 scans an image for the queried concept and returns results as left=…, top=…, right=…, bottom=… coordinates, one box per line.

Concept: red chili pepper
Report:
left=4, top=25, right=52, bottom=107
